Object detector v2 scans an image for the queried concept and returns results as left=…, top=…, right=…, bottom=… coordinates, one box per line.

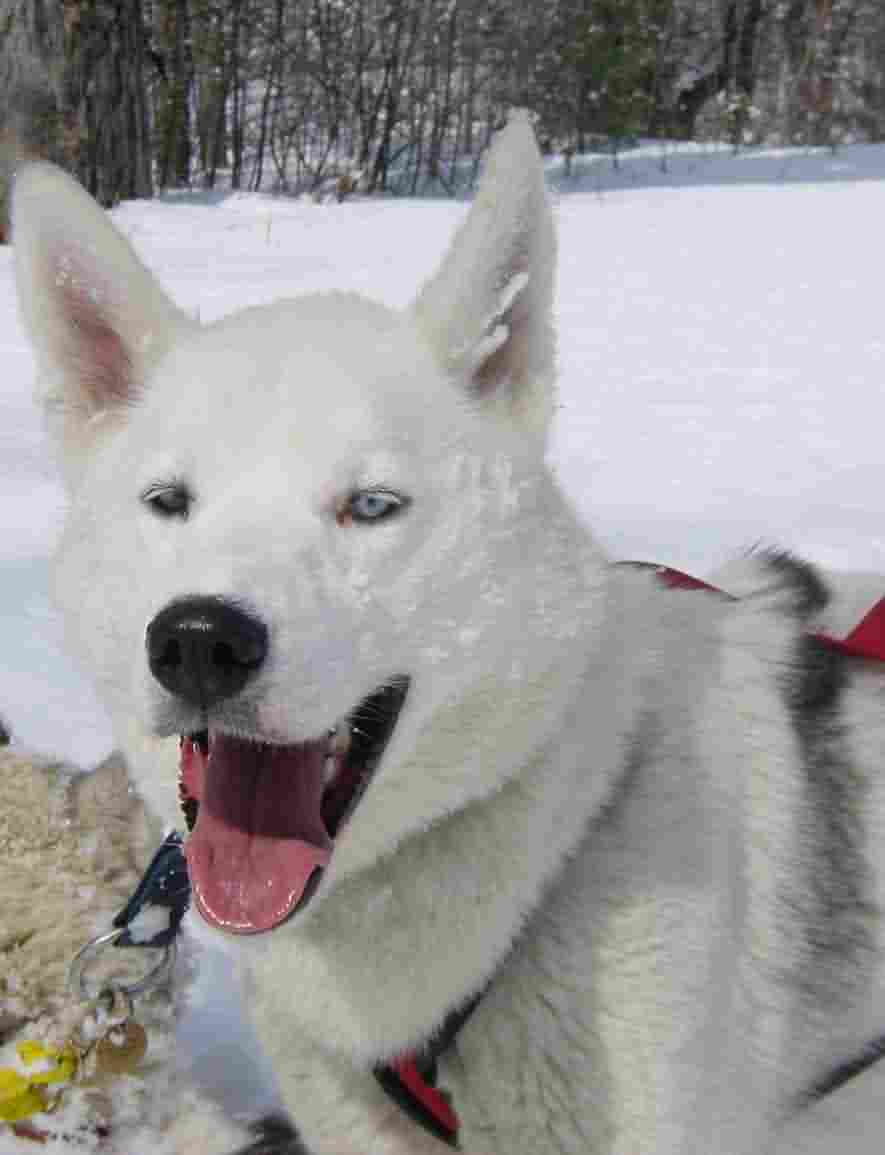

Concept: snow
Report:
left=3, top=139, right=885, bottom=1149
left=123, top=906, right=171, bottom=946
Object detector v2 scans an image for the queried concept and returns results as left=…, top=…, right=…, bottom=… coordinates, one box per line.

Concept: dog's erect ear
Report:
left=13, top=162, right=190, bottom=471
left=411, top=111, right=555, bottom=440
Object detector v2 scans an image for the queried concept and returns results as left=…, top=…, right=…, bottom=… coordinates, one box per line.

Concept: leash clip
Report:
left=111, top=829, right=191, bottom=948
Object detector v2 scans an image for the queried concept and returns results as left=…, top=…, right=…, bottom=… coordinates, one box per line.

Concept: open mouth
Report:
left=178, top=677, right=409, bottom=934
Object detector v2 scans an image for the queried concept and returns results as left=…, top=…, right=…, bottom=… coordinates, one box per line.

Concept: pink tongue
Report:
left=185, top=735, right=332, bottom=934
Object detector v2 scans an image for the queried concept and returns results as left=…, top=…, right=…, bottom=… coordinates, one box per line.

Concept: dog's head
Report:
left=13, top=116, right=595, bottom=938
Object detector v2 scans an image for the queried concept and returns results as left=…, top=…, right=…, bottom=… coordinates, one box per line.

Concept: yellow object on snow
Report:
left=0, top=1040, right=78, bottom=1122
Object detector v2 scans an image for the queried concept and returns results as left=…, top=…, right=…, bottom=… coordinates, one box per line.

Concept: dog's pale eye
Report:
left=342, top=490, right=409, bottom=525
left=142, top=483, right=192, bottom=520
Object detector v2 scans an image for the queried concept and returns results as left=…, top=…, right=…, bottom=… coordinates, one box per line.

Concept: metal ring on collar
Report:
left=68, top=929, right=177, bottom=1002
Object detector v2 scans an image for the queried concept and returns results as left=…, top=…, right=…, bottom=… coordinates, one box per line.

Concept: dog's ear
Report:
left=411, top=111, right=555, bottom=441
left=12, top=162, right=191, bottom=474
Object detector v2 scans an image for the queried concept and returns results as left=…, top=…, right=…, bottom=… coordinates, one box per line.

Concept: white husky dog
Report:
left=12, top=114, right=885, bottom=1155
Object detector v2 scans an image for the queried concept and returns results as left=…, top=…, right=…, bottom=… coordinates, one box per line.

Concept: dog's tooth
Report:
left=323, top=754, right=338, bottom=786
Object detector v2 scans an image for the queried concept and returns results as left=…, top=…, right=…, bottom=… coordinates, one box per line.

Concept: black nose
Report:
left=146, top=597, right=268, bottom=710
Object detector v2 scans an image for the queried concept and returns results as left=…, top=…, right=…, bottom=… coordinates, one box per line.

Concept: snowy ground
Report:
left=3, top=139, right=885, bottom=1150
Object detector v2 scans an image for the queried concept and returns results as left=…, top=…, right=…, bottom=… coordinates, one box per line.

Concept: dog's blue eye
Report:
left=142, top=483, right=192, bottom=519
left=347, top=490, right=408, bottom=524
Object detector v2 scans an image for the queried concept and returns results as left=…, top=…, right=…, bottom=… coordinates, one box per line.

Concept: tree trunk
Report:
left=155, top=0, right=193, bottom=188
left=63, top=0, right=152, bottom=206
left=0, top=0, right=65, bottom=233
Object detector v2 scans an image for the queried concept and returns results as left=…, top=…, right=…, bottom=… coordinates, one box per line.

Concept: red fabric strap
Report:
left=814, top=598, right=885, bottom=661
left=389, top=1057, right=459, bottom=1140
left=652, top=566, right=731, bottom=595
left=652, top=565, right=885, bottom=662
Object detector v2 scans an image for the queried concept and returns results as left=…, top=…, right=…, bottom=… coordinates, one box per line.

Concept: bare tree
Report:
left=5, top=0, right=885, bottom=218
left=0, top=0, right=64, bottom=232
left=153, top=0, right=193, bottom=188
left=63, top=0, right=153, bottom=204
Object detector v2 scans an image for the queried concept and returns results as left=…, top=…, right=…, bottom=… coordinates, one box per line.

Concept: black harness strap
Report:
left=802, top=1035, right=885, bottom=1106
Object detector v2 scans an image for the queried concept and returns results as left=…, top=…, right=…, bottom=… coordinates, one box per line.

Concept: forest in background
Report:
left=0, top=0, right=884, bottom=211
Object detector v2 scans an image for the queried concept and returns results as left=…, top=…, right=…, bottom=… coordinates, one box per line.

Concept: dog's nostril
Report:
left=157, top=638, right=182, bottom=670
left=146, top=597, right=268, bottom=710
left=211, top=641, right=236, bottom=671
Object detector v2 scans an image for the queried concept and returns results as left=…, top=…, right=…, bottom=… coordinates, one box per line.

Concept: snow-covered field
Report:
left=3, top=139, right=885, bottom=1151
left=3, top=140, right=885, bottom=765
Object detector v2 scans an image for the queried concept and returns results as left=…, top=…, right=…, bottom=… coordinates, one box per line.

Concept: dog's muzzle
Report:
left=146, top=596, right=410, bottom=935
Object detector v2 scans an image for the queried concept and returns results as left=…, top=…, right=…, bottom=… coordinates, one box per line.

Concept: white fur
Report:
left=13, top=113, right=885, bottom=1154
